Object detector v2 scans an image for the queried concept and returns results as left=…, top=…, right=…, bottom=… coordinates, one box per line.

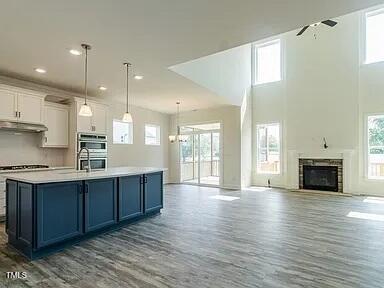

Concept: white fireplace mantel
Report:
left=287, top=149, right=355, bottom=193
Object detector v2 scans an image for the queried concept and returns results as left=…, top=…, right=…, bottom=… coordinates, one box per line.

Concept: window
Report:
left=367, top=115, right=384, bottom=179
left=254, top=40, right=281, bottom=85
left=256, top=123, right=280, bottom=174
left=145, top=124, right=160, bottom=145
left=365, top=9, right=384, bottom=64
left=113, top=120, right=133, bottom=144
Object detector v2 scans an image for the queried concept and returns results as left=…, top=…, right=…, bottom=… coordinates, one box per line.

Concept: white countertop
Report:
left=3, top=167, right=166, bottom=184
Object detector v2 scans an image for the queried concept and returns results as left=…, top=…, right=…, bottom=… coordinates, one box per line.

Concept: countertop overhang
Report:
left=4, top=167, right=167, bottom=184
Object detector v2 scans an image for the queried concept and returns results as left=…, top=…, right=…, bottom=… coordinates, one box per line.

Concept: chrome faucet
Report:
left=77, top=147, right=91, bottom=172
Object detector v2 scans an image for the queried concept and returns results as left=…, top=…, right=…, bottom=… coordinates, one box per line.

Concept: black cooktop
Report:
left=0, top=165, right=49, bottom=171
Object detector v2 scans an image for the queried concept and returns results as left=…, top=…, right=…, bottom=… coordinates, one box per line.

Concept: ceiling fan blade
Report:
left=322, top=20, right=338, bottom=27
left=297, top=26, right=309, bottom=36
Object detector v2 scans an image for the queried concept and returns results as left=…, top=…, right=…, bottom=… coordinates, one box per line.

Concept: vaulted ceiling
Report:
left=0, top=0, right=383, bottom=113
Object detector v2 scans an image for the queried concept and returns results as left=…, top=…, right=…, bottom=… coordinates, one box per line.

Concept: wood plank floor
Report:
left=1, top=185, right=384, bottom=288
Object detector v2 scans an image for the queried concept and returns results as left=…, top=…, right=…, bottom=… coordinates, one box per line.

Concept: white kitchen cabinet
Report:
left=77, top=102, right=93, bottom=133
left=0, top=85, right=44, bottom=124
left=0, top=88, right=18, bottom=121
left=42, top=103, right=69, bottom=148
left=90, top=103, right=107, bottom=134
left=18, top=93, right=44, bottom=124
left=76, top=100, right=107, bottom=134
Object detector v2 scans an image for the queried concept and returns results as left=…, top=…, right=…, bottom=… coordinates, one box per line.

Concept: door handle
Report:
left=18, top=112, right=21, bottom=118
left=144, top=176, right=148, bottom=183
left=15, top=111, right=18, bottom=117
left=85, top=183, right=89, bottom=194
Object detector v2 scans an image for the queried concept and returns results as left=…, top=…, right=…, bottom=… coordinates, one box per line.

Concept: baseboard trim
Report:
left=164, top=182, right=240, bottom=190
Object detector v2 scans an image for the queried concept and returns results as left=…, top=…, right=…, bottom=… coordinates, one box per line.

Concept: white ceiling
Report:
left=0, top=0, right=383, bottom=113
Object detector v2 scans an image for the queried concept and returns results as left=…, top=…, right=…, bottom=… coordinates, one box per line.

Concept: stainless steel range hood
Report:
left=0, top=121, right=48, bottom=133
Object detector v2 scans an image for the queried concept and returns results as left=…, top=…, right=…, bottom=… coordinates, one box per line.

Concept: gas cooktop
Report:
left=0, top=165, right=49, bottom=171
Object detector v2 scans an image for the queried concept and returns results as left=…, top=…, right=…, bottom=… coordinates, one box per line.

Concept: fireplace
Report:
left=303, top=165, right=338, bottom=192
left=299, top=159, right=343, bottom=192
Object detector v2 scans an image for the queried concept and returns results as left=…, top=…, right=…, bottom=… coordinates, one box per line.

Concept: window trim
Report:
left=144, top=124, right=161, bottom=146
left=112, top=119, right=133, bottom=145
left=362, top=6, right=384, bottom=65
left=256, top=122, right=282, bottom=175
left=365, top=113, right=384, bottom=181
left=252, top=39, right=282, bottom=86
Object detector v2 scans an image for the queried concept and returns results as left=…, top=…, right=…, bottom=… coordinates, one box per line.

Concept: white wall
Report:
left=170, top=44, right=252, bottom=106
left=241, top=89, right=253, bottom=188
left=169, top=105, right=241, bottom=189
left=107, top=103, right=170, bottom=182
left=0, top=131, right=66, bottom=167
left=252, top=8, right=384, bottom=196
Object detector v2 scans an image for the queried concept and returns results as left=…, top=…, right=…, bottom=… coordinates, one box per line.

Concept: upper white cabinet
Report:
left=77, top=102, right=92, bottom=133
left=76, top=100, right=108, bottom=134
left=42, top=103, right=69, bottom=148
left=18, top=93, right=44, bottom=124
left=0, top=85, right=44, bottom=124
left=0, top=89, right=17, bottom=121
left=90, top=103, right=107, bottom=134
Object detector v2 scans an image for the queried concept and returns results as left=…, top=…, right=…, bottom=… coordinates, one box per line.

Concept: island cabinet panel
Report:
left=144, top=172, right=163, bottom=214
left=18, top=183, right=33, bottom=246
left=6, top=180, right=18, bottom=238
left=84, top=178, right=117, bottom=233
left=118, top=175, right=143, bottom=221
left=36, top=182, right=83, bottom=249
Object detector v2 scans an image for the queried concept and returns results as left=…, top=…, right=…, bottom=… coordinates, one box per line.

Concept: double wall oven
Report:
left=77, top=133, right=108, bottom=170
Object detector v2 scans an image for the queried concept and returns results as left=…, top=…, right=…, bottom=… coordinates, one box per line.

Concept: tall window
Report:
left=113, top=120, right=133, bottom=144
left=254, top=40, right=281, bottom=85
left=368, top=115, right=384, bottom=179
left=365, top=8, right=384, bottom=64
left=256, top=123, right=281, bottom=174
left=145, top=124, right=161, bottom=145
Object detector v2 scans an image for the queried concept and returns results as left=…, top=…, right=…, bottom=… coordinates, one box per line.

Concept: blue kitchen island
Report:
left=4, top=167, right=165, bottom=260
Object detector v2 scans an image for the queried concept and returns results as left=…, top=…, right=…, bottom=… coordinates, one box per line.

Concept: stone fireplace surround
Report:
left=299, top=158, right=343, bottom=192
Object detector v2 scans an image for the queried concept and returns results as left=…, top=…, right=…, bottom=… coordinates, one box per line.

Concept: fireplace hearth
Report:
left=299, top=159, right=343, bottom=192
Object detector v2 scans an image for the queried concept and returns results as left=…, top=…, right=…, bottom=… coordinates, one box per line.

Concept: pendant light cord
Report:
left=126, top=63, right=129, bottom=113
left=81, top=44, right=91, bottom=105
left=176, top=101, right=180, bottom=135
left=124, top=63, right=131, bottom=113
left=84, top=47, right=88, bottom=105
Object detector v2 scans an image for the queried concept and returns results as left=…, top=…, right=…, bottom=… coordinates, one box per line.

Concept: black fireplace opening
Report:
left=303, top=165, right=338, bottom=192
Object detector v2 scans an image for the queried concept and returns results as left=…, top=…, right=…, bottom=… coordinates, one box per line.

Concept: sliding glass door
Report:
left=180, top=134, right=199, bottom=184
left=180, top=123, right=221, bottom=186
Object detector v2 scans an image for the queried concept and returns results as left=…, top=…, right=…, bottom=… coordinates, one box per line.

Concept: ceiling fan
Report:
left=297, top=20, right=338, bottom=36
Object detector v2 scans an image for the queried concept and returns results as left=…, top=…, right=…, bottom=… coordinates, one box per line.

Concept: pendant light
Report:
left=177, top=102, right=188, bottom=143
left=168, top=102, right=178, bottom=143
left=169, top=102, right=187, bottom=143
left=122, top=63, right=133, bottom=123
left=78, top=44, right=93, bottom=117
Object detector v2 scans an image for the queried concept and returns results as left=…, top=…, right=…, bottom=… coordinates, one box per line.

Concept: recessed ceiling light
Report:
left=69, top=49, right=82, bottom=56
left=134, top=75, right=143, bottom=80
left=310, top=22, right=321, bottom=27
left=34, top=68, right=46, bottom=74
left=98, top=86, right=107, bottom=91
